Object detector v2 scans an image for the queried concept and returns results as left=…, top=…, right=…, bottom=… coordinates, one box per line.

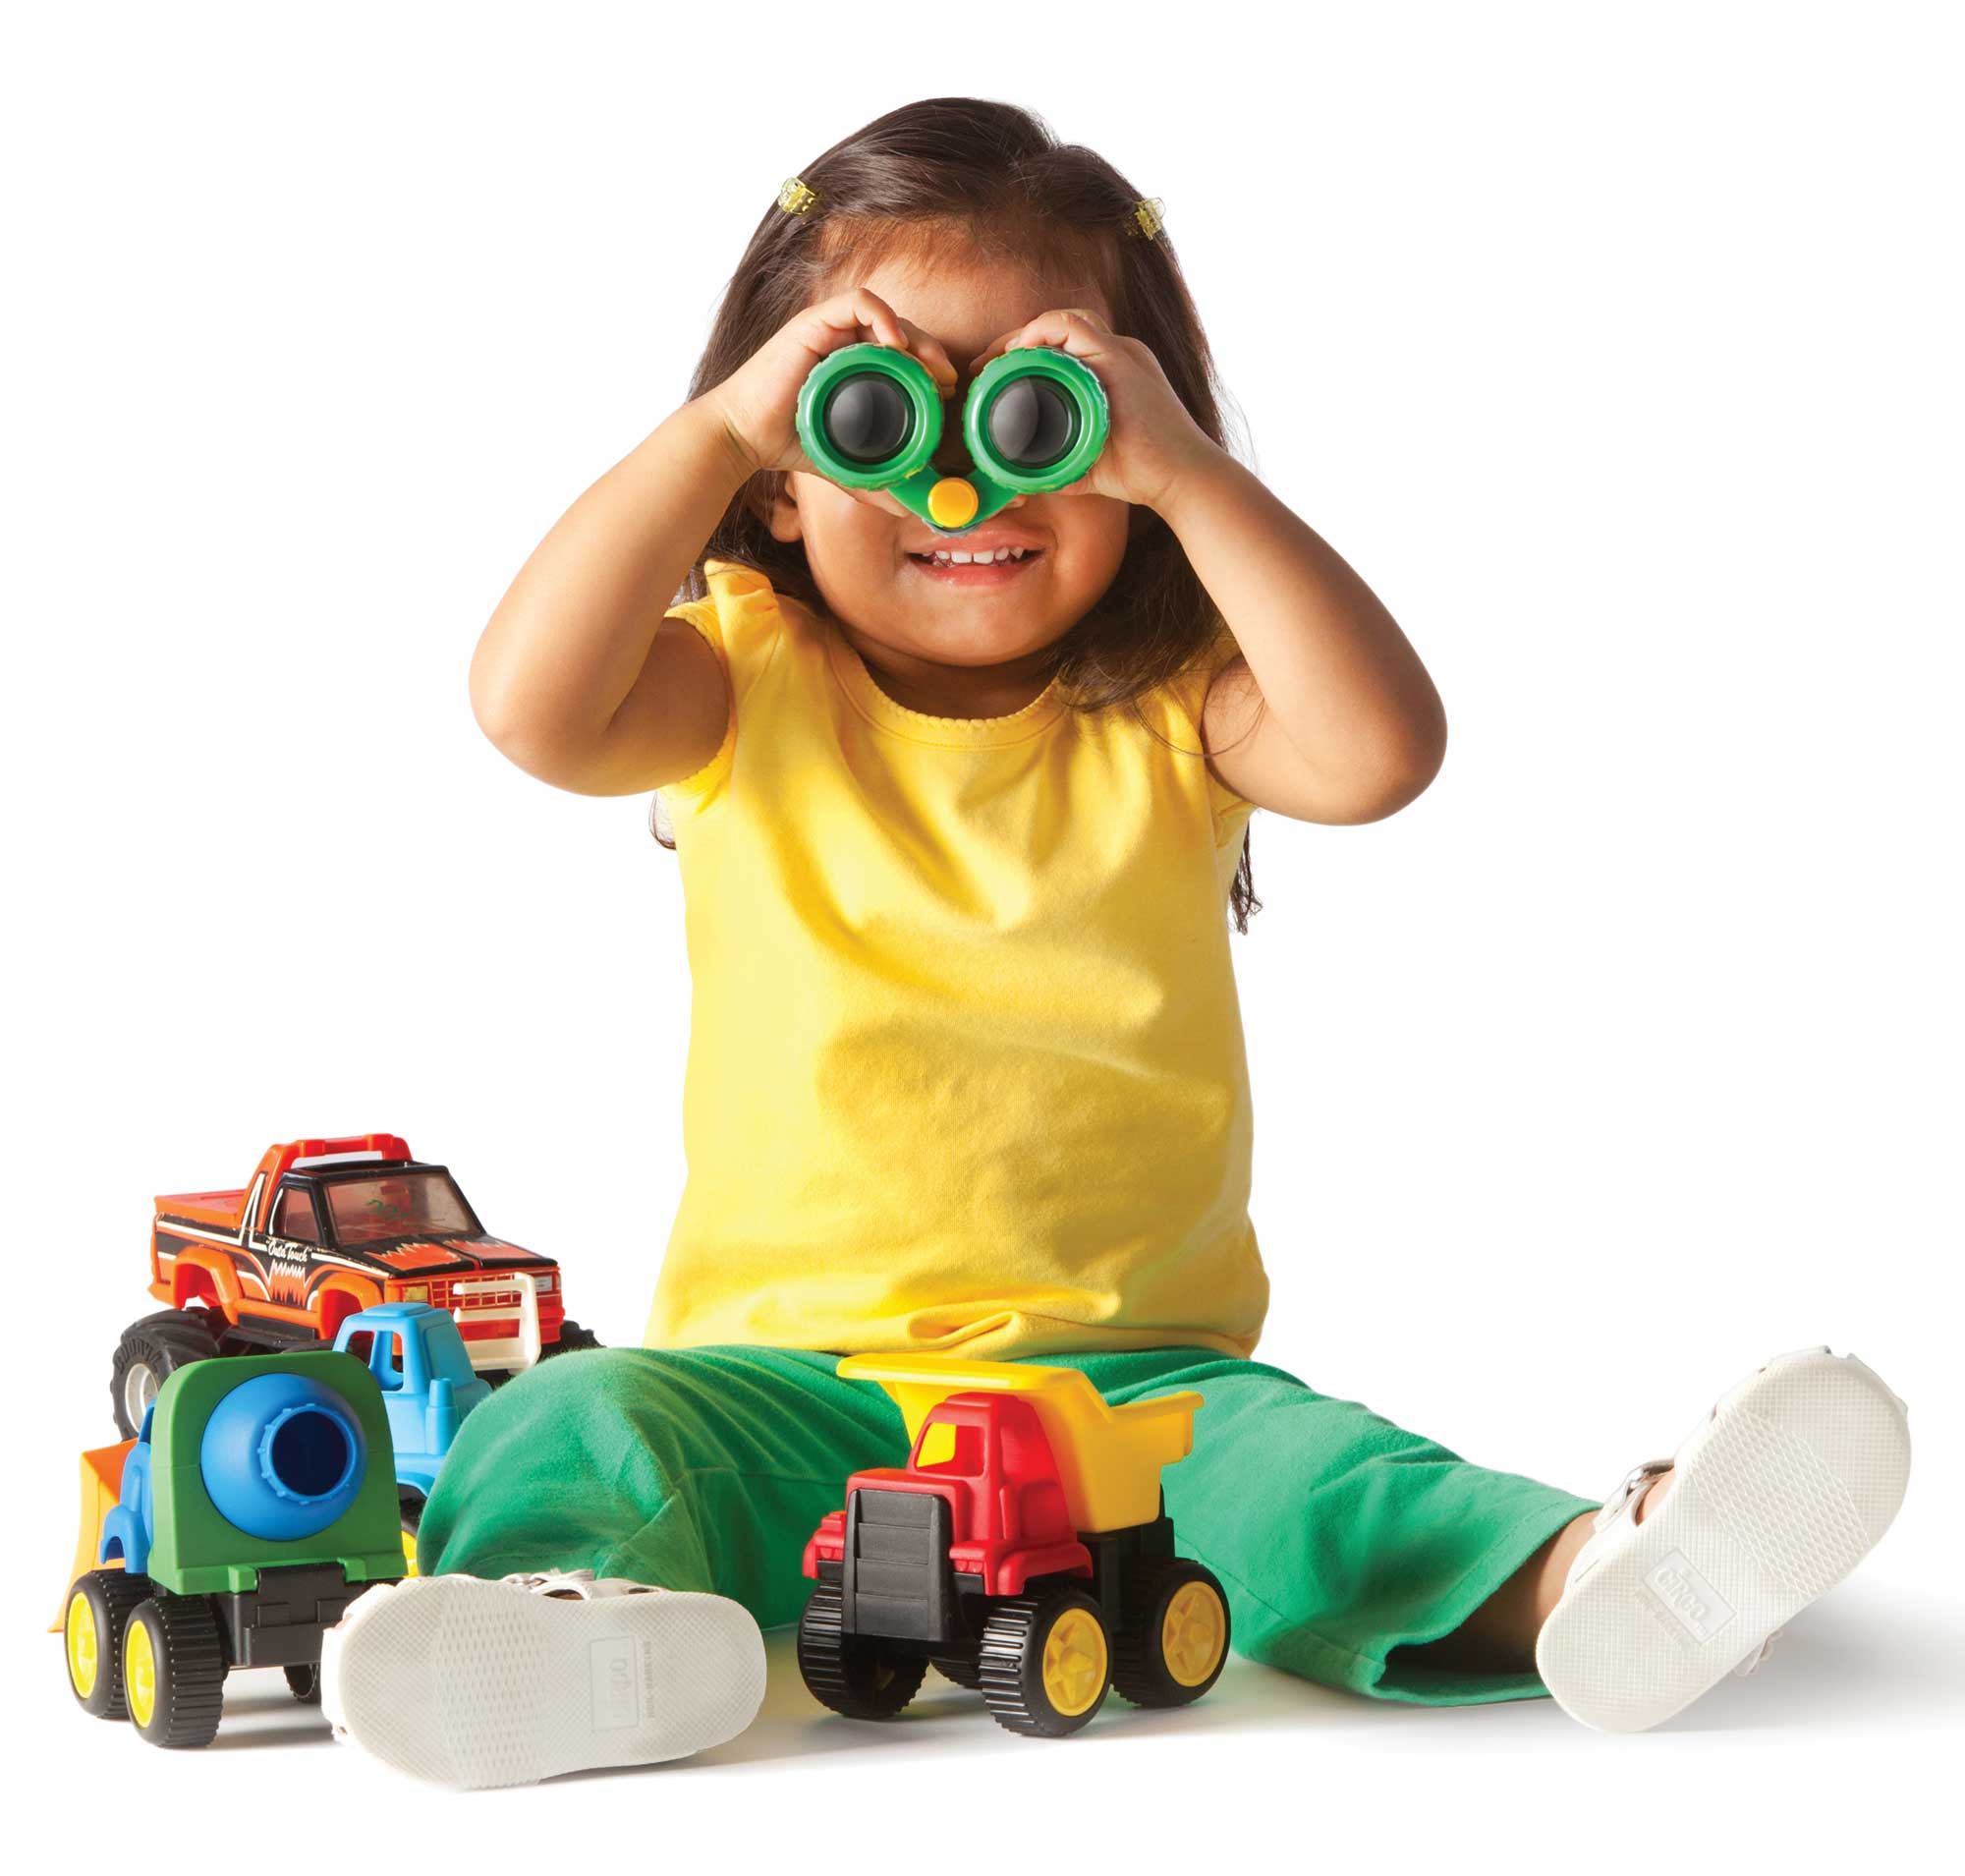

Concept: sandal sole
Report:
left=323, top=1576, right=766, bottom=1787
left=1536, top=1349, right=1909, bottom=1733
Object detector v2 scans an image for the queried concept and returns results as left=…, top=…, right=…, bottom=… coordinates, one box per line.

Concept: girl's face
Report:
left=761, top=251, right=1130, bottom=697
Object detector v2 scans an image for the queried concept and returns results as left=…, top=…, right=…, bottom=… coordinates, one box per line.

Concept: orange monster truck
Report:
left=109, top=1133, right=598, bottom=1438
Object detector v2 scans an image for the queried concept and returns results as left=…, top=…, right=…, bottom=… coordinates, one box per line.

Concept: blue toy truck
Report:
left=327, top=1301, right=491, bottom=1527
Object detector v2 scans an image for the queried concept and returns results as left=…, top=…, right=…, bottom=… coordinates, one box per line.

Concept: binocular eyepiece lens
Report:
left=984, top=376, right=1078, bottom=471
left=822, top=373, right=914, bottom=466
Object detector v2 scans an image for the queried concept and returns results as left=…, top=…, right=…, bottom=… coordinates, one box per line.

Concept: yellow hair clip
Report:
left=776, top=176, right=819, bottom=216
left=1128, top=197, right=1165, bottom=241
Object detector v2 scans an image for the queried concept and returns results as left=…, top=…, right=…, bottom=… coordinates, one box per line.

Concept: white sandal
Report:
left=1536, top=1347, right=1910, bottom=1733
left=320, top=1566, right=766, bottom=1788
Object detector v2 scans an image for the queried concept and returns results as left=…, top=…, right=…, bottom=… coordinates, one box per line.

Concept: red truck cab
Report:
left=804, top=1393, right=1094, bottom=1599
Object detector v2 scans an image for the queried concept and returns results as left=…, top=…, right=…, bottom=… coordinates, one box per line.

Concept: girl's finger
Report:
left=847, top=288, right=908, bottom=350
left=966, top=323, right=1026, bottom=372
left=799, top=287, right=907, bottom=355
left=897, top=319, right=960, bottom=392
left=971, top=310, right=1114, bottom=371
left=800, top=292, right=957, bottom=391
left=1010, top=309, right=1115, bottom=359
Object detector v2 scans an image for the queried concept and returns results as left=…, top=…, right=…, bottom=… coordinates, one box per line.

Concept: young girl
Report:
left=317, top=98, right=1910, bottom=1788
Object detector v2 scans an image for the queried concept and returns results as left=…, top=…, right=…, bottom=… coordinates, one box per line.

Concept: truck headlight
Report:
left=535, top=1274, right=556, bottom=1292
left=398, top=1283, right=429, bottom=1303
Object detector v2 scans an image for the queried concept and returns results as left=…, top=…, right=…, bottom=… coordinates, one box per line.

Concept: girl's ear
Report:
left=755, top=470, right=804, bottom=544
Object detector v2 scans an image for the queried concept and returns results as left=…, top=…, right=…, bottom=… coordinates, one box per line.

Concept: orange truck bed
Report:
left=150, top=1187, right=250, bottom=1233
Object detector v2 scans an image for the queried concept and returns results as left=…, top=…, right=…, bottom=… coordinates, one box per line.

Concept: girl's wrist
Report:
left=1147, top=436, right=1235, bottom=527
left=684, top=389, right=767, bottom=486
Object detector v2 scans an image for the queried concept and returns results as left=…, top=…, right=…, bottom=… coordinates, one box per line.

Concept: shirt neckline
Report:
left=823, top=615, right=1067, bottom=748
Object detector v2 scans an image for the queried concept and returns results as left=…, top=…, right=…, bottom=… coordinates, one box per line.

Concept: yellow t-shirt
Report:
left=646, top=558, right=1266, bottom=1360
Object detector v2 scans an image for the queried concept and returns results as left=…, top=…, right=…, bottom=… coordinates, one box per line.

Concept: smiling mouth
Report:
left=905, top=545, right=1043, bottom=582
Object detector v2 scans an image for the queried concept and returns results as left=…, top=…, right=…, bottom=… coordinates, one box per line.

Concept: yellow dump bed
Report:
left=838, top=1355, right=1203, bottom=1534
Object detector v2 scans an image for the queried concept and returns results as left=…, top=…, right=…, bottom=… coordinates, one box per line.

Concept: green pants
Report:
left=418, top=1345, right=1598, bottom=1705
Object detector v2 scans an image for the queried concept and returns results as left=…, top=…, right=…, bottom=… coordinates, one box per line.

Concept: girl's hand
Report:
left=968, top=311, right=1223, bottom=513
left=703, top=288, right=960, bottom=485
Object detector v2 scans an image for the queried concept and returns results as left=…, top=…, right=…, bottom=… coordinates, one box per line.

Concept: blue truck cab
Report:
left=330, top=1301, right=491, bottom=1502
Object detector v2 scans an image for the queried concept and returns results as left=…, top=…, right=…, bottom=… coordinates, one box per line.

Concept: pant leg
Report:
left=1059, top=1348, right=1600, bottom=1706
left=416, top=1343, right=908, bottom=1629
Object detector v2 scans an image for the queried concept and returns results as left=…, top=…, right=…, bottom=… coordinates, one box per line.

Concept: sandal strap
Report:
left=1733, top=1628, right=1784, bottom=1677
left=494, top=1567, right=667, bottom=1602
left=1594, top=1457, right=1674, bottom=1532
left=498, top=1568, right=600, bottom=1600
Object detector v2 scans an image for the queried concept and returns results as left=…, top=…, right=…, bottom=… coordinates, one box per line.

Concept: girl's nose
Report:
left=928, top=430, right=975, bottom=478
left=925, top=431, right=1028, bottom=505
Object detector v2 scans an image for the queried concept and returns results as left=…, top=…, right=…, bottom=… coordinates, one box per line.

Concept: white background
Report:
left=5, top=4, right=1959, bottom=1868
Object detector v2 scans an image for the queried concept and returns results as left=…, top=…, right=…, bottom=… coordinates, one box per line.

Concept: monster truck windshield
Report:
left=322, top=1171, right=474, bottom=1246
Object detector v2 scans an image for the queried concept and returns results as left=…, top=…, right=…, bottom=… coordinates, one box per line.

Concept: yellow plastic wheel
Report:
left=1039, top=1605, right=1109, bottom=1719
left=124, top=1613, right=157, bottom=1730
left=1111, top=1559, right=1232, bottom=1709
left=65, top=1570, right=151, bottom=1719
left=1161, top=1579, right=1227, bottom=1687
left=66, top=1592, right=99, bottom=1701
left=121, top=1595, right=226, bottom=1748
left=979, top=1589, right=1112, bottom=1736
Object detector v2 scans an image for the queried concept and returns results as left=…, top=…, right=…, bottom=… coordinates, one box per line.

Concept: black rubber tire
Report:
left=64, top=1568, right=154, bottom=1719
left=110, top=1310, right=222, bottom=1439
left=797, top=1585, right=927, bottom=1720
left=126, top=1594, right=228, bottom=1748
left=283, top=1662, right=321, bottom=1702
left=542, top=1319, right=602, bottom=1357
left=978, top=1588, right=1112, bottom=1737
left=1110, top=1558, right=1231, bottom=1708
left=929, top=1652, right=983, bottom=1689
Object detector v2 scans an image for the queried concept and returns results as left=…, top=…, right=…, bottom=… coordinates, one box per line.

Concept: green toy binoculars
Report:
left=796, top=342, right=1109, bottom=535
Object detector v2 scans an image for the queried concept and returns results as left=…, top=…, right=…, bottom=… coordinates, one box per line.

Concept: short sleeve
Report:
left=654, top=592, right=737, bottom=809
left=1153, top=627, right=1257, bottom=836
left=653, top=558, right=790, bottom=816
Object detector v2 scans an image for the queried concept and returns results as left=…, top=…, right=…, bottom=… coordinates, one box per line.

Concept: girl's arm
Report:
left=965, top=309, right=1447, bottom=827
left=468, top=396, right=748, bottom=795
left=473, top=289, right=958, bottom=796
left=1159, top=452, right=1449, bottom=826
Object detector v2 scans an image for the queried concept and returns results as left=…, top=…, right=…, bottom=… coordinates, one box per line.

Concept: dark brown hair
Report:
left=659, top=96, right=1261, bottom=931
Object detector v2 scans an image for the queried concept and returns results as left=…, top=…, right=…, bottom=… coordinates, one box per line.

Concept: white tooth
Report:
left=949, top=551, right=973, bottom=564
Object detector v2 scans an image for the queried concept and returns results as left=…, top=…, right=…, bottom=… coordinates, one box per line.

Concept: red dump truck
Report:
left=798, top=1356, right=1230, bottom=1737
left=109, top=1133, right=597, bottom=1438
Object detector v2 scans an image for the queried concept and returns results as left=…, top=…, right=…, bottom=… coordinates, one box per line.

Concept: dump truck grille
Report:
left=842, top=1488, right=953, bottom=1643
